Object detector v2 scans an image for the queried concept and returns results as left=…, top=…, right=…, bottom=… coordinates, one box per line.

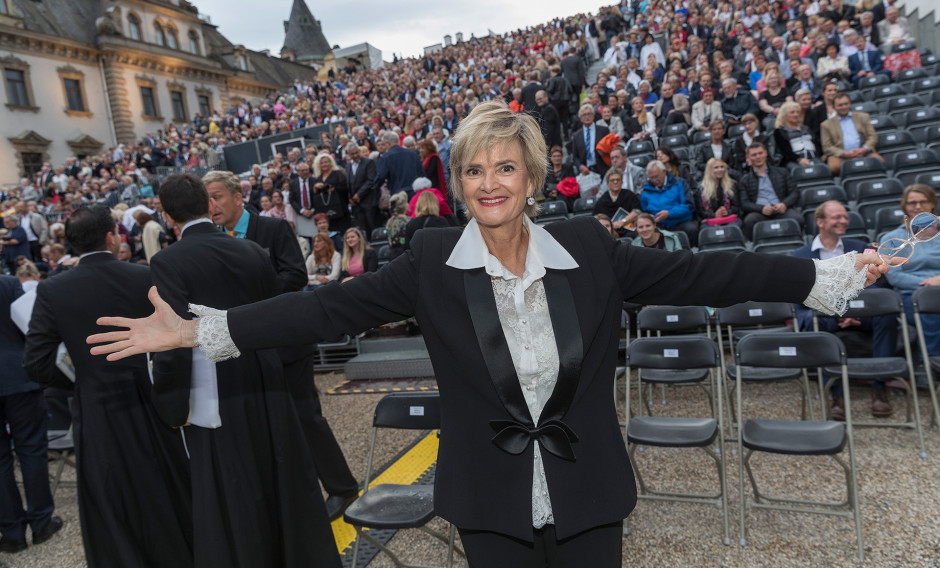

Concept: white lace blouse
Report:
left=190, top=218, right=870, bottom=528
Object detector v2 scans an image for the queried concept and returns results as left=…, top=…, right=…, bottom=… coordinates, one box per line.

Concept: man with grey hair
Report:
left=640, top=160, right=699, bottom=245
left=572, top=104, right=610, bottom=176
left=855, top=11, right=880, bottom=47
left=877, top=6, right=914, bottom=51
left=719, top=78, right=758, bottom=124
left=608, top=145, right=647, bottom=195
left=374, top=130, right=424, bottom=199
left=345, top=141, right=380, bottom=235
left=402, top=135, right=417, bottom=150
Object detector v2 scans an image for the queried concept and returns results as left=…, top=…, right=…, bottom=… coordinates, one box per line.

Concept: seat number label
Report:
left=749, top=308, right=763, bottom=317
left=666, top=315, right=679, bottom=322
left=410, top=406, right=425, bottom=416
left=664, top=349, right=679, bottom=358
left=779, top=347, right=797, bottom=356
left=849, top=300, right=865, bottom=309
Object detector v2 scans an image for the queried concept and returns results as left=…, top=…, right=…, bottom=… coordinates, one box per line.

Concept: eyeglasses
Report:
left=873, top=212, right=940, bottom=261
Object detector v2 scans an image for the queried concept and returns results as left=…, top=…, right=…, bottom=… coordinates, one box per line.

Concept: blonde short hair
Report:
left=312, top=153, right=339, bottom=177
left=775, top=101, right=802, bottom=129
left=449, top=101, right=546, bottom=218
left=202, top=170, right=241, bottom=195
left=414, top=190, right=440, bottom=217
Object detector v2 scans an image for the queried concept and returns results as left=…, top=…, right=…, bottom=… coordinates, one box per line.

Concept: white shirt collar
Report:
left=181, top=217, right=214, bottom=235
left=811, top=235, right=845, bottom=257
left=446, top=217, right=578, bottom=286
left=79, top=250, right=111, bottom=259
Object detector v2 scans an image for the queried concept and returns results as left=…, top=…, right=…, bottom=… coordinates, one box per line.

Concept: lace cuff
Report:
left=189, top=304, right=241, bottom=362
left=803, top=252, right=869, bottom=316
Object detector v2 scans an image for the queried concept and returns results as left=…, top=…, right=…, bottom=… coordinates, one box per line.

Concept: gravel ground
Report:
left=6, top=369, right=940, bottom=567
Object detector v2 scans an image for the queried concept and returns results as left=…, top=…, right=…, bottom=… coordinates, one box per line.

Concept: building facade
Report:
left=0, top=0, right=321, bottom=185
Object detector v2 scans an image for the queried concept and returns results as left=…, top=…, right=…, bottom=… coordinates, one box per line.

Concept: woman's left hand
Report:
left=855, top=252, right=906, bottom=287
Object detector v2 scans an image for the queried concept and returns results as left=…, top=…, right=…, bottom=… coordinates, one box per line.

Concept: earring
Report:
left=526, top=196, right=535, bottom=206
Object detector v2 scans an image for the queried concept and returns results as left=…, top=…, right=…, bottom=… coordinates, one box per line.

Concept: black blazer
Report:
left=225, top=217, right=816, bottom=541
left=346, top=157, right=378, bottom=207
left=288, top=176, right=316, bottom=214
left=0, top=276, right=34, bottom=397
left=149, top=222, right=280, bottom=427
left=244, top=211, right=306, bottom=295
left=24, top=254, right=152, bottom=390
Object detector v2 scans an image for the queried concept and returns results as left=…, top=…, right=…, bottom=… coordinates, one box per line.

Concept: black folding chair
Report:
left=535, top=200, right=569, bottom=224
left=912, top=287, right=940, bottom=434
left=662, top=123, right=688, bottom=137
left=867, top=114, right=897, bottom=134
left=624, top=337, right=730, bottom=545
left=344, top=392, right=460, bottom=568
left=735, top=333, right=864, bottom=561
left=377, top=245, right=391, bottom=268
left=866, top=83, right=905, bottom=103
left=627, top=140, right=655, bottom=155
left=662, top=134, right=689, bottom=148
left=370, top=227, right=388, bottom=247
left=716, top=301, right=802, bottom=437
left=884, top=95, right=925, bottom=122
left=752, top=218, right=804, bottom=254
left=814, top=288, right=927, bottom=458
left=692, top=130, right=712, bottom=145
left=791, top=164, right=833, bottom=191
left=840, top=157, right=887, bottom=201
left=892, top=149, right=940, bottom=187
left=698, top=224, right=747, bottom=252
left=572, top=196, right=597, bottom=216
left=634, top=306, right=715, bottom=416
left=872, top=205, right=904, bottom=238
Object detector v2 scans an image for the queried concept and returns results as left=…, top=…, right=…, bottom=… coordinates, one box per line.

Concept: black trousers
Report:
left=284, top=353, right=358, bottom=497
left=459, top=522, right=622, bottom=568
left=0, top=389, right=54, bottom=541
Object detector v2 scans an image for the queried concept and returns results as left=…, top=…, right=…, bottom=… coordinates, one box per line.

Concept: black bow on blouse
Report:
left=464, top=267, right=584, bottom=462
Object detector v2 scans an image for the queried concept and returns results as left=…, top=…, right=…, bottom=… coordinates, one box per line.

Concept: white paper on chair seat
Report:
left=189, top=346, right=222, bottom=429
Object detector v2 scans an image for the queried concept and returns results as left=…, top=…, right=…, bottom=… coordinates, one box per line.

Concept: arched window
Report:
left=127, top=14, right=141, bottom=41
left=166, top=24, right=179, bottom=50
left=153, top=21, right=166, bottom=47
left=189, top=31, right=201, bottom=55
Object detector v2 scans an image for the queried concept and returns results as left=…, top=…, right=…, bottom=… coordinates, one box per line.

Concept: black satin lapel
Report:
left=464, top=269, right=533, bottom=426
left=541, top=269, right=583, bottom=423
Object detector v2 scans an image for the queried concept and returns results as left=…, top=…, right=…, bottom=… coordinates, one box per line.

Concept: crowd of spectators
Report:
left=0, top=0, right=933, bottom=304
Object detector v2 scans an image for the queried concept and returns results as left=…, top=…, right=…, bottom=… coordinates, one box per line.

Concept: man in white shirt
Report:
left=791, top=201, right=896, bottom=419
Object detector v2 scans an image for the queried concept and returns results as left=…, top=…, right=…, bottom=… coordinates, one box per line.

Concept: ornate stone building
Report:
left=0, top=0, right=321, bottom=185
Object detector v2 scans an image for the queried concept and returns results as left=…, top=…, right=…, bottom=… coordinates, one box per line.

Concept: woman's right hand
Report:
left=87, top=286, right=195, bottom=361
left=715, top=206, right=728, bottom=217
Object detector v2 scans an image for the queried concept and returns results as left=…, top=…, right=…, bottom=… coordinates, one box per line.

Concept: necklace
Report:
left=319, top=191, right=332, bottom=206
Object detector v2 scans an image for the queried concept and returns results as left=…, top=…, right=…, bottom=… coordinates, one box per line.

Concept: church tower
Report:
left=280, top=0, right=331, bottom=67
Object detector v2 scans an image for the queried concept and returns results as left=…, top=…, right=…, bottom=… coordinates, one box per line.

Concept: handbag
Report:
left=378, top=183, right=391, bottom=211
left=704, top=214, right=738, bottom=226
left=575, top=172, right=602, bottom=197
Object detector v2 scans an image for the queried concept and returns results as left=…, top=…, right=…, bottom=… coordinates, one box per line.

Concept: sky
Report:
left=194, top=0, right=600, bottom=61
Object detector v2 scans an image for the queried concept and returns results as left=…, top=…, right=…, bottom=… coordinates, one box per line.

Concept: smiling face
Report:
left=712, top=160, right=727, bottom=179
left=636, top=216, right=656, bottom=240
left=461, top=142, right=532, bottom=232
left=344, top=229, right=360, bottom=250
